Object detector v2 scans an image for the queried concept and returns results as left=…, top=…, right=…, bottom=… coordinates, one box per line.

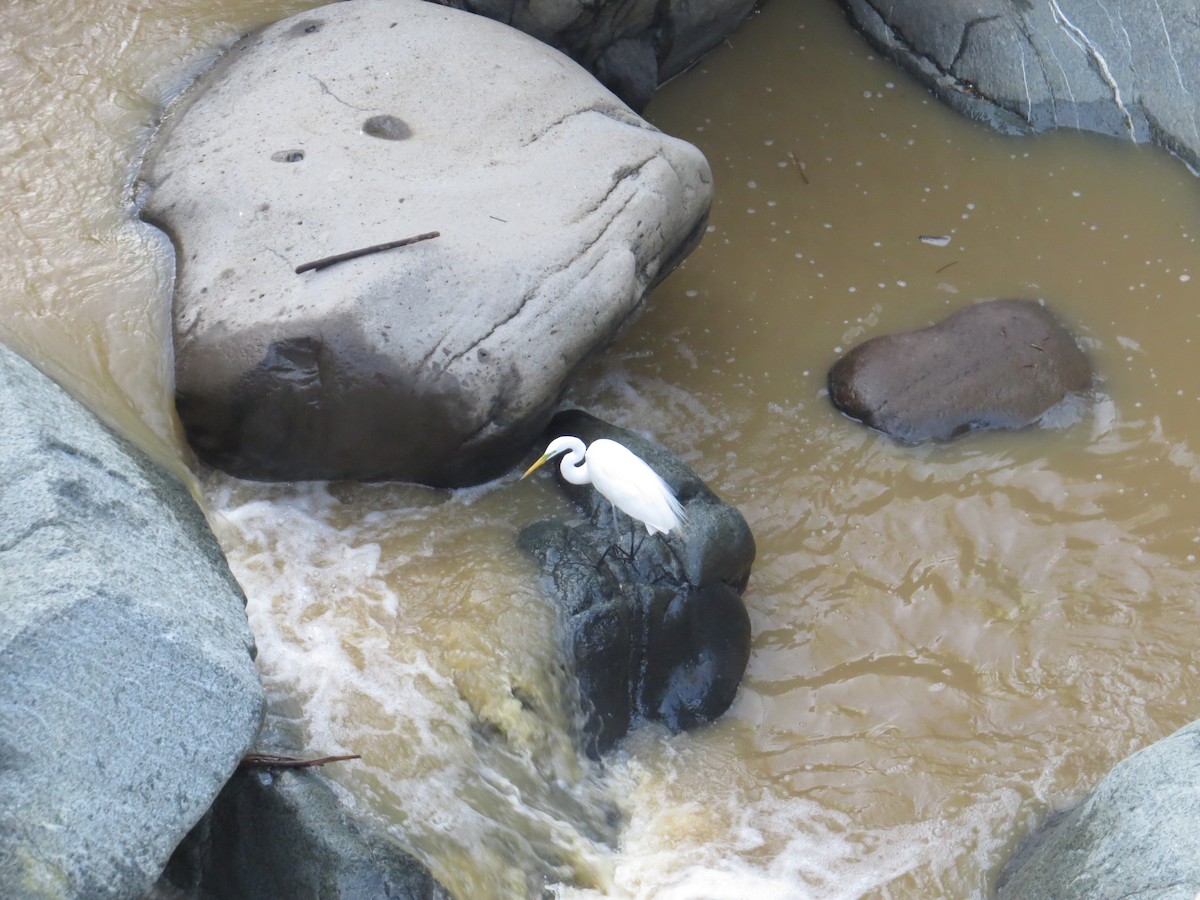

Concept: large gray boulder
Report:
left=435, top=0, right=758, bottom=111
left=838, top=0, right=1200, bottom=171
left=0, top=343, right=262, bottom=899
left=139, top=0, right=712, bottom=488
left=998, top=718, right=1200, bottom=899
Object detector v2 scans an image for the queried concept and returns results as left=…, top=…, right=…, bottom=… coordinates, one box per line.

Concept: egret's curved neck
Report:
left=551, top=437, right=590, bottom=485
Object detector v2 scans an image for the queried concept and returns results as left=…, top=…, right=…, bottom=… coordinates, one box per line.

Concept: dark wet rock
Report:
left=0, top=344, right=262, bottom=899
left=828, top=299, right=1091, bottom=442
left=518, top=410, right=754, bottom=756
left=838, top=0, right=1200, bottom=172
left=161, top=762, right=447, bottom=900
left=438, top=0, right=758, bottom=112
left=139, top=0, right=711, bottom=487
left=997, top=718, right=1200, bottom=899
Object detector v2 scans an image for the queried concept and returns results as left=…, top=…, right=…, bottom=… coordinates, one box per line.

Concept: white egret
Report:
left=521, top=436, right=687, bottom=547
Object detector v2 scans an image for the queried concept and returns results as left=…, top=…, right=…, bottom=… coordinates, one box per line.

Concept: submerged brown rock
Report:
left=828, top=299, right=1091, bottom=442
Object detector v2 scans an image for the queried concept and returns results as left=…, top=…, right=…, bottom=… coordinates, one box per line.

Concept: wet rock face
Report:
left=0, top=344, right=262, bottom=898
left=164, top=765, right=448, bottom=900
left=442, top=0, right=758, bottom=112
left=828, top=299, right=1091, bottom=442
left=519, top=410, right=754, bottom=756
left=997, top=718, right=1200, bottom=899
left=838, top=0, right=1200, bottom=172
left=139, top=0, right=712, bottom=487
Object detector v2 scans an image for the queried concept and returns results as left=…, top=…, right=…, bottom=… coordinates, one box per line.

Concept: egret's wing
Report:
left=587, top=440, right=687, bottom=535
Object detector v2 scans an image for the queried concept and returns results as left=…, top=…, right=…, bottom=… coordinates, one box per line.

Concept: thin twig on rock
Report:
left=295, top=231, right=440, bottom=274
left=239, top=752, right=362, bottom=770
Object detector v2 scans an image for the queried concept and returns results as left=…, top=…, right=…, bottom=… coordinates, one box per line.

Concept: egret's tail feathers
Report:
left=658, top=481, right=688, bottom=536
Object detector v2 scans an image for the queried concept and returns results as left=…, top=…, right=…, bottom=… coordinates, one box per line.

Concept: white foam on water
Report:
left=208, top=480, right=471, bottom=755
left=204, top=474, right=623, bottom=897
left=548, top=729, right=1033, bottom=900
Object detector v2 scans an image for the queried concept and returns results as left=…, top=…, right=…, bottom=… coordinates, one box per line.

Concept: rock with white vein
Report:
left=139, top=0, right=711, bottom=486
left=840, top=0, right=1200, bottom=172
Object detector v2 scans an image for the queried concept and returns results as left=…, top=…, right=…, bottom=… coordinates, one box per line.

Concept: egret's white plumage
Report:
left=521, top=436, right=687, bottom=537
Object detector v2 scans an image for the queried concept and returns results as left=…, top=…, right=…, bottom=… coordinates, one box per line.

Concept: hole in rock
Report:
left=289, top=19, right=323, bottom=36
left=362, top=114, right=413, bottom=141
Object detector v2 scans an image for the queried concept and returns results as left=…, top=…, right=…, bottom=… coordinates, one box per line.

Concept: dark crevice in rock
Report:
left=949, top=15, right=1001, bottom=72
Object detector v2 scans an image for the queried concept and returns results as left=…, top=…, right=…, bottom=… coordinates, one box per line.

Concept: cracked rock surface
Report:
left=0, top=343, right=262, bottom=898
left=838, top=0, right=1200, bottom=169
left=140, top=0, right=711, bottom=487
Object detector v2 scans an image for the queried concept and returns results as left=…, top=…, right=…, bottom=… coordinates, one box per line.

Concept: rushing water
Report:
left=5, top=0, right=1200, bottom=896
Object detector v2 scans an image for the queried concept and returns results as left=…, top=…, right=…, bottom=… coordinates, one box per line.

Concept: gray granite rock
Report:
left=438, top=0, right=758, bottom=111
left=998, top=718, right=1200, bottom=899
left=838, top=0, right=1200, bottom=170
left=140, top=0, right=712, bottom=488
left=0, top=344, right=262, bottom=899
left=828, top=299, right=1091, bottom=442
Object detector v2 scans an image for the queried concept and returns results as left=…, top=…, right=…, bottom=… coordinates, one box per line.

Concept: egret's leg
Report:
left=593, top=503, right=624, bottom=570
left=609, top=504, right=638, bottom=561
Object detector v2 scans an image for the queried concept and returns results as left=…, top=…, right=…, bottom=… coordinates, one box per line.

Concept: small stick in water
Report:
left=935, top=260, right=959, bottom=274
left=295, top=231, right=440, bottom=274
left=239, top=752, right=362, bottom=770
left=787, top=151, right=810, bottom=184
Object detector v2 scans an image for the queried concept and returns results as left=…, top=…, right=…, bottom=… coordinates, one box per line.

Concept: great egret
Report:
left=521, top=436, right=687, bottom=548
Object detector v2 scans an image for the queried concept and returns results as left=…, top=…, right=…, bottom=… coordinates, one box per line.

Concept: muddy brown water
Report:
left=3, top=0, right=1200, bottom=896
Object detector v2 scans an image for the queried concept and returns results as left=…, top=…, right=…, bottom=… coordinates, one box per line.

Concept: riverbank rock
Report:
left=997, top=718, right=1200, bottom=898
left=163, top=762, right=447, bottom=899
left=828, top=299, right=1091, bottom=442
left=435, top=0, right=758, bottom=111
left=838, top=0, right=1200, bottom=172
left=139, top=0, right=712, bottom=488
left=519, top=410, right=754, bottom=756
left=0, top=344, right=262, bottom=899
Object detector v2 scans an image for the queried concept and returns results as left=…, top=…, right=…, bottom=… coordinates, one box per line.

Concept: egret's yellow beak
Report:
left=521, top=454, right=551, bottom=479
